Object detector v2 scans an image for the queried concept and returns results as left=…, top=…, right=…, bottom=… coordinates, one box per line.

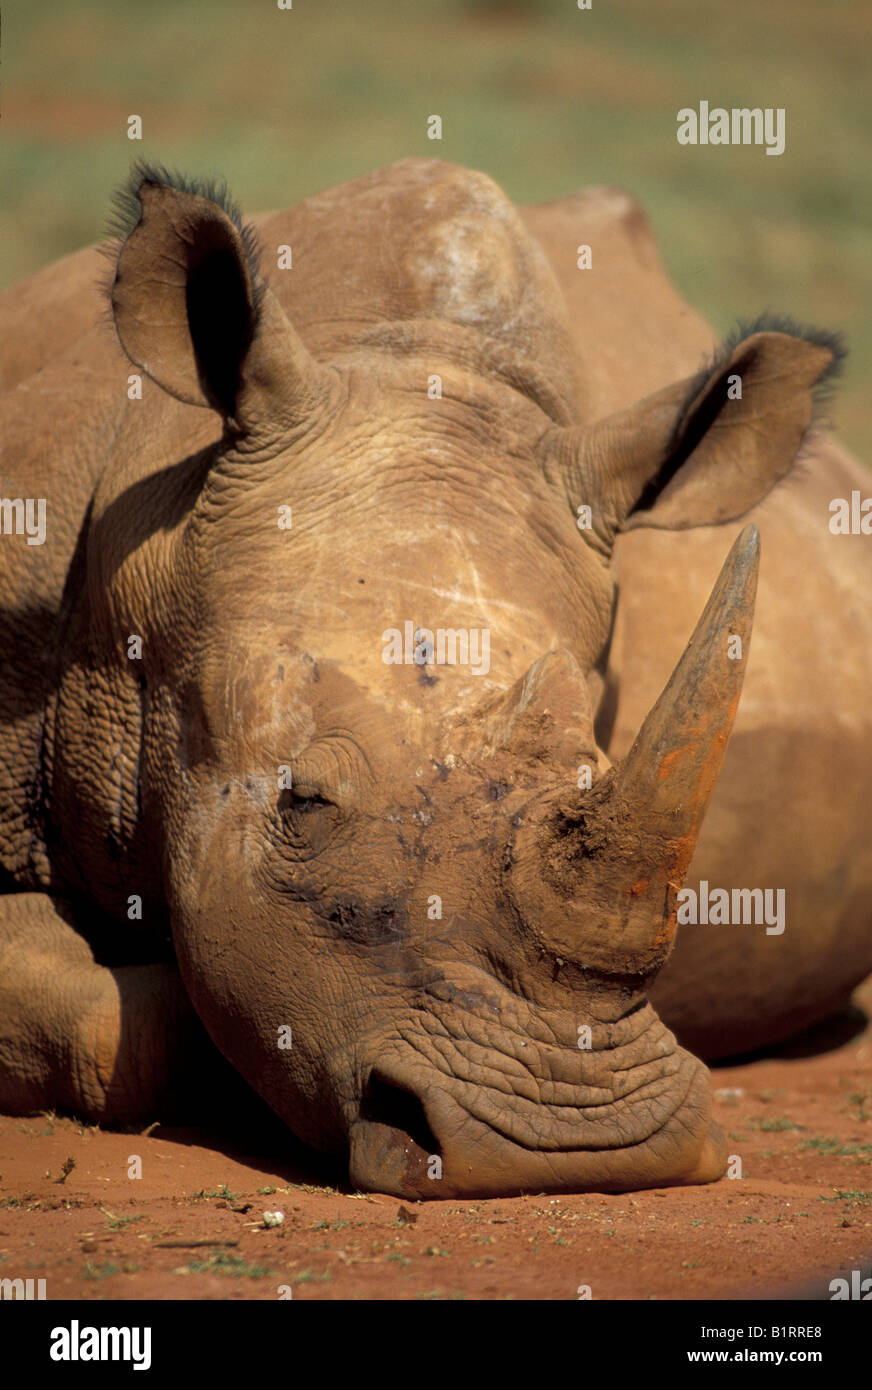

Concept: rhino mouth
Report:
left=348, top=989, right=726, bottom=1199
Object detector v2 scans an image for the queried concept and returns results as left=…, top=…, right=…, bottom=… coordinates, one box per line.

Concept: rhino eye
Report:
left=275, top=785, right=340, bottom=857
left=277, top=787, right=334, bottom=814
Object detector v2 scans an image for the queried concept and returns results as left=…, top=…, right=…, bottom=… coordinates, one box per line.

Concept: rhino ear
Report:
left=109, top=169, right=325, bottom=434
left=551, top=327, right=842, bottom=545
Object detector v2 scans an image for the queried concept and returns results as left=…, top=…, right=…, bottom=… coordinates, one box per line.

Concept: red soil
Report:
left=1, top=976, right=870, bottom=1301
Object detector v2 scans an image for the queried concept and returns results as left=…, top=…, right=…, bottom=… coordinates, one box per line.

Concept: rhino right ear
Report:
left=109, top=167, right=326, bottom=436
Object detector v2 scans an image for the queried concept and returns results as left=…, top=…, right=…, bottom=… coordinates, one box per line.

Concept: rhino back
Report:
left=520, top=186, right=718, bottom=420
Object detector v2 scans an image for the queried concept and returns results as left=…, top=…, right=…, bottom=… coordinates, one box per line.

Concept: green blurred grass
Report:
left=2, top=0, right=869, bottom=456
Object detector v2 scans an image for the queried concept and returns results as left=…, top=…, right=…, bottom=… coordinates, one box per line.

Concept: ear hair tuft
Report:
left=676, top=312, right=846, bottom=437
left=97, top=160, right=265, bottom=330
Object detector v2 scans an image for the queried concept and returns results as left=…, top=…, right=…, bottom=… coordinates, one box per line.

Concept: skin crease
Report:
left=0, top=158, right=865, bottom=1199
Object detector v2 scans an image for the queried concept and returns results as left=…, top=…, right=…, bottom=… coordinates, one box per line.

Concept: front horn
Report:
left=515, top=524, right=760, bottom=977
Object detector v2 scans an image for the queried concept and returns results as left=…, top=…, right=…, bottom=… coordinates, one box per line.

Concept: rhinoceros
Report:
left=1, top=158, right=870, bottom=1199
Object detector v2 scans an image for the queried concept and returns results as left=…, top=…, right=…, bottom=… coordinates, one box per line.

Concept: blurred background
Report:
left=2, top=0, right=869, bottom=457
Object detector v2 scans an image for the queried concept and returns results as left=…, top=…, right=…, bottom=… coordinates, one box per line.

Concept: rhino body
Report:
left=0, top=159, right=869, bottom=1198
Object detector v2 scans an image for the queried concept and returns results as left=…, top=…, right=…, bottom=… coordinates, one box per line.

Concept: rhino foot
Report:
left=0, top=892, right=212, bottom=1124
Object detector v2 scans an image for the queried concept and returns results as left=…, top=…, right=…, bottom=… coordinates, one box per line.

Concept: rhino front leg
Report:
left=0, top=892, right=209, bottom=1124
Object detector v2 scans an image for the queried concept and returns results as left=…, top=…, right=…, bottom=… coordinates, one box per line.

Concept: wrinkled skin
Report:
left=1, top=159, right=869, bottom=1199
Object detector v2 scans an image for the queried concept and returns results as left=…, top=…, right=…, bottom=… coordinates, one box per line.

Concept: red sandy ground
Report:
left=1, top=977, right=870, bottom=1302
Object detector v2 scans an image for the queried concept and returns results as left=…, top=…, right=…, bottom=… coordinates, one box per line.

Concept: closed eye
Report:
left=277, top=787, right=335, bottom=814
left=274, top=783, right=342, bottom=859
left=275, top=735, right=365, bottom=823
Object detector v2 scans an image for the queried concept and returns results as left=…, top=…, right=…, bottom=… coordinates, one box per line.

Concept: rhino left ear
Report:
left=110, top=169, right=325, bottom=435
left=548, top=327, right=842, bottom=547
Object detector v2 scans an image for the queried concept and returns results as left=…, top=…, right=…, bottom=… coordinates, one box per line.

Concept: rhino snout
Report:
left=347, top=1032, right=727, bottom=1200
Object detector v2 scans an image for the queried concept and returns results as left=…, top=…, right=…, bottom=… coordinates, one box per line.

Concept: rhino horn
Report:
left=521, top=524, right=760, bottom=976
left=457, top=648, right=601, bottom=769
left=612, top=522, right=759, bottom=859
